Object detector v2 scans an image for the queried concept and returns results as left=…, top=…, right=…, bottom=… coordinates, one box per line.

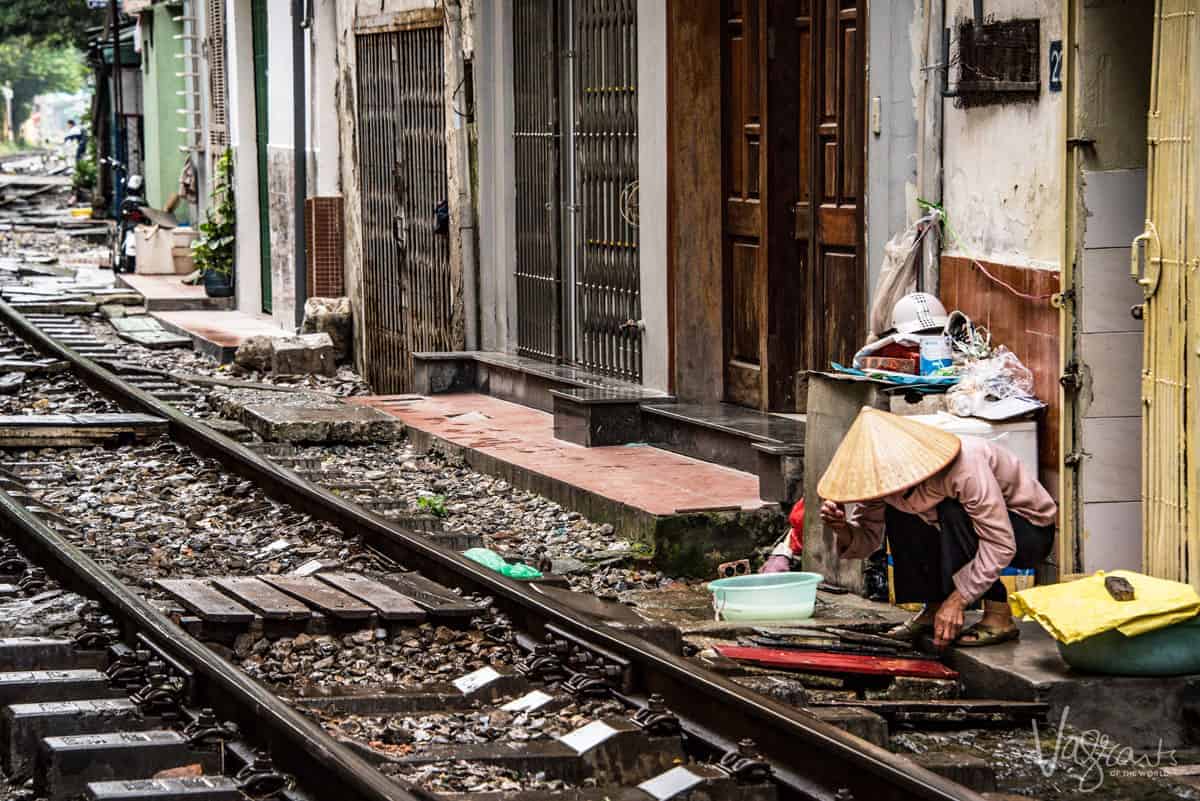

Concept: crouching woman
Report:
left=818, top=408, right=1056, bottom=648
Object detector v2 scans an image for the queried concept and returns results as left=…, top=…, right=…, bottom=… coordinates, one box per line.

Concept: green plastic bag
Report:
left=463, top=547, right=543, bottom=580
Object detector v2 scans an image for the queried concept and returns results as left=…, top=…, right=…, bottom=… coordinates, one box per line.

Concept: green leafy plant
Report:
left=417, top=494, right=448, bottom=518
left=192, top=149, right=236, bottom=278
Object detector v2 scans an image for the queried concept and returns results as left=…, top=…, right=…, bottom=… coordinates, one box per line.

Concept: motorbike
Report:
left=106, top=161, right=148, bottom=274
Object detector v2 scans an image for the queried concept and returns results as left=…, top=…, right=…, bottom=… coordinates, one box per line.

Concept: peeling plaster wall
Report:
left=266, top=0, right=298, bottom=330
left=225, top=0, right=264, bottom=316
left=941, top=0, right=1064, bottom=270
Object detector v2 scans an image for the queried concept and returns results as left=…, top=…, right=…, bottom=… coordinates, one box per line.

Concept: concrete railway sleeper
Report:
left=0, top=298, right=985, bottom=801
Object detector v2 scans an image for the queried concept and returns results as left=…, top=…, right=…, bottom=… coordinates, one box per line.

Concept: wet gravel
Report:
left=232, top=623, right=522, bottom=693
left=11, top=439, right=375, bottom=588
left=383, top=760, right=576, bottom=794
left=320, top=697, right=625, bottom=750
left=893, top=729, right=1200, bottom=800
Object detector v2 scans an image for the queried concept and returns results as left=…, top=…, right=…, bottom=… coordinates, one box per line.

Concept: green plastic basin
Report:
left=1056, top=614, right=1200, bottom=676
left=707, top=572, right=823, bottom=622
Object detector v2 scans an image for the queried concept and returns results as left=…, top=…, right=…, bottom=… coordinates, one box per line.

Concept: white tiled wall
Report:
left=1079, top=169, right=1146, bottom=573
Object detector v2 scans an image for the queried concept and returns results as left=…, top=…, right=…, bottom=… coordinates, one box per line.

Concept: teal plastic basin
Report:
left=1056, top=614, right=1200, bottom=676
left=707, top=572, right=823, bottom=622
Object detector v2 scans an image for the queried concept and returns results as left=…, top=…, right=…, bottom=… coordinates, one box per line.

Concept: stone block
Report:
left=300, top=297, right=352, bottom=361
left=864, top=676, right=960, bottom=701
left=270, top=333, right=336, bottom=377
left=809, top=706, right=889, bottom=747
left=241, top=402, right=404, bottom=444
left=233, top=335, right=273, bottom=372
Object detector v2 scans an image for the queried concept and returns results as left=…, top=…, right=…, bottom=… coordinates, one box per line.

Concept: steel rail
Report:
left=0, top=481, right=434, bottom=801
left=0, top=298, right=984, bottom=801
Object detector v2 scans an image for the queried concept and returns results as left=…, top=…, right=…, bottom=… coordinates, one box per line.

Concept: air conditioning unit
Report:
left=305, top=196, right=345, bottom=297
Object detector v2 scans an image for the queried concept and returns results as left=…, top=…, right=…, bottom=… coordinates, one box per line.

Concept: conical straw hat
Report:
left=817, top=407, right=961, bottom=503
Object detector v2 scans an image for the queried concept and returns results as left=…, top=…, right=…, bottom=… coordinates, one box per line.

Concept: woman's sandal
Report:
left=885, top=617, right=934, bottom=641
left=955, top=622, right=1020, bottom=648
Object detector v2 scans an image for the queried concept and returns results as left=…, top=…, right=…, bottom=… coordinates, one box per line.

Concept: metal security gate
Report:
left=1135, top=0, right=1199, bottom=588
left=513, top=0, right=564, bottom=364
left=512, top=0, right=641, bottom=382
left=356, top=25, right=455, bottom=393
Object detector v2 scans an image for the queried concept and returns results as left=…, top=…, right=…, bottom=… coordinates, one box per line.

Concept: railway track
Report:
left=0, top=298, right=985, bottom=801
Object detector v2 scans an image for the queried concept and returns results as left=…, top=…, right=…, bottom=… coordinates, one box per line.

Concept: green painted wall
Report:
left=141, top=3, right=191, bottom=222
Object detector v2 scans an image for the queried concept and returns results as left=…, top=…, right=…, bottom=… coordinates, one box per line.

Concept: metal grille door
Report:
left=513, top=0, right=564, bottom=363
left=512, top=0, right=640, bottom=382
left=1136, top=0, right=1199, bottom=587
left=356, top=27, right=455, bottom=393
left=570, top=0, right=641, bottom=381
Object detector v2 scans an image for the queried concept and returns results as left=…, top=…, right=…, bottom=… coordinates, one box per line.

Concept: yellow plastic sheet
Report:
left=1009, top=570, right=1200, bottom=644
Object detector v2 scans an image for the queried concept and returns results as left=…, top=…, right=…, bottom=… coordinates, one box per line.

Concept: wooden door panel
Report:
left=730, top=240, right=764, bottom=363
left=801, top=0, right=864, bottom=386
left=823, top=252, right=862, bottom=366
left=722, top=0, right=768, bottom=409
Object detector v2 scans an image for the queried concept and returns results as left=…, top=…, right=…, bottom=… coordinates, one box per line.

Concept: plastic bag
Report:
left=867, top=209, right=942, bottom=341
left=946, top=346, right=1036, bottom=417
left=463, top=547, right=543, bottom=580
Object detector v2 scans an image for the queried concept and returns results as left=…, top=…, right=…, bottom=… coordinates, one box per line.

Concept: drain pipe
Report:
left=292, top=0, right=311, bottom=330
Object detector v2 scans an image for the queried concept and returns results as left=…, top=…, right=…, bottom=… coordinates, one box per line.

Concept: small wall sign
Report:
left=1049, top=40, right=1063, bottom=92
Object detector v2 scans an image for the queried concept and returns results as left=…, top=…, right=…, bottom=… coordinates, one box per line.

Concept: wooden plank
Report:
left=0, top=359, right=68, bottom=374
left=380, top=573, right=481, bottom=618
left=713, top=645, right=959, bottom=680
left=155, top=579, right=256, bottom=624
left=0, top=413, right=168, bottom=447
left=0, top=174, right=72, bottom=188
left=260, top=575, right=374, bottom=619
left=315, top=572, right=427, bottom=621
left=212, top=577, right=313, bottom=621
left=812, top=699, right=1048, bottom=727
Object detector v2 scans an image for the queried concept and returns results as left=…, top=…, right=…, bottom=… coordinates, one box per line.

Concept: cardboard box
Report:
left=134, top=225, right=198, bottom=275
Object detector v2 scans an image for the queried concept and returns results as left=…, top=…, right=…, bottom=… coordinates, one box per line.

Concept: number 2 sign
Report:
left=1049, top=40, right=1063, bottom=92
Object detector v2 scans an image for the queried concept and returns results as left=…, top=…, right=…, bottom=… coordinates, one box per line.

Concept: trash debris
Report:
left=463, top=548, right=543, bottom=580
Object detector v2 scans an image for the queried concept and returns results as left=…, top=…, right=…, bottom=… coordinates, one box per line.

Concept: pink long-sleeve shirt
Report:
left=838, top=436, right=1057, bottom=603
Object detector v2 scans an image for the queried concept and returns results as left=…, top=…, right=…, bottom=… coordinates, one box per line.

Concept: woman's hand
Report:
left=819, top=500, right=849, bottom=534
left=933, top=590, right=967, bottom=648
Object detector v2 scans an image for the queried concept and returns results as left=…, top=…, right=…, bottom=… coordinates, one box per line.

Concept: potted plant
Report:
left=193, top=149, right=236, bottom=298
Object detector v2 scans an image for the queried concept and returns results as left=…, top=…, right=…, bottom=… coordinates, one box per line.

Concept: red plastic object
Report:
left=787, top=498, right=805, bottom=554
left=714, top=645, right=959, bottom=680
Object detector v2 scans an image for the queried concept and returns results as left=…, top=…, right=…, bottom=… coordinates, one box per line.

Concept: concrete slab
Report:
left=947, top=620, right=1200, bottom=749
left=116, top=273, right=234, bottom=311
left=349, top=393, right=784, bottom=576
left=150, top=311, right=289, bottom=362
left=241, top=402, right=404, bottom=444
left=110, top=317, right=192, bottom=349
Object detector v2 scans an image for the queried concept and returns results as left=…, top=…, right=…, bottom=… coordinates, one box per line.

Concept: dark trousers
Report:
left=885, top=499, right=1055, bottom=604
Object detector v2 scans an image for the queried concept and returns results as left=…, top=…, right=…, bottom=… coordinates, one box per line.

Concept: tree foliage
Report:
left=0, top=38, right=88, bottom=135
left=0, top=0, right=106, bottom=50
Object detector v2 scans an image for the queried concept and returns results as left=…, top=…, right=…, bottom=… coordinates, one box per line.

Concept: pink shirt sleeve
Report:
left=947, top=455, right=1018, bottom=603
left=841, top=500, right=886, bottom=560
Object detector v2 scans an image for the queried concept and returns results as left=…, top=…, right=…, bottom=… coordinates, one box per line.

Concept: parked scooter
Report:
left=105, top=159, right=148, bottom=274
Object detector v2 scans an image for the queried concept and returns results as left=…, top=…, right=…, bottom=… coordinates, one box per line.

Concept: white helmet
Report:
left=891, top=292, right=949, bottom=335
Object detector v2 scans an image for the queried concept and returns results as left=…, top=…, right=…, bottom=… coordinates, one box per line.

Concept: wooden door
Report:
left=721, top=0, right=769, bottom=408
left=800, top=0, right=865, bottom=396
left=720, top=0, right=863, bottom=412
